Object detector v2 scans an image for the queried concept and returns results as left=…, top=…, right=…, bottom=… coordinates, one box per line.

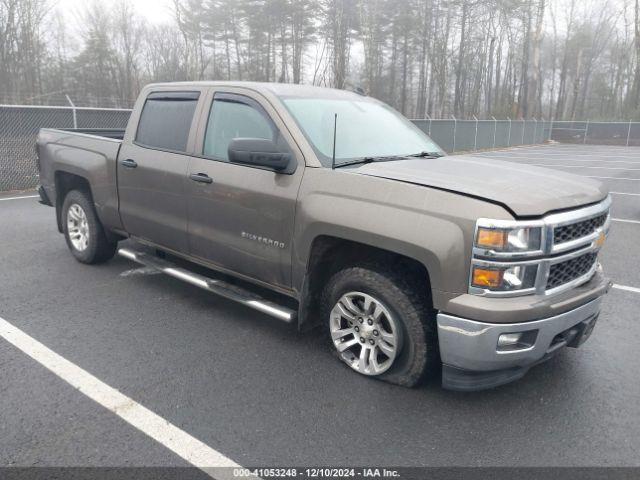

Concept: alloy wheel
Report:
left=330, top=291, right=401, bottom=375
left=67, top=203, right=90, bottom=252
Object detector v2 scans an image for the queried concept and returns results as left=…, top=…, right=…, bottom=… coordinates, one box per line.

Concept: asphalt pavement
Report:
left=1, top=143, right=639, bottom=471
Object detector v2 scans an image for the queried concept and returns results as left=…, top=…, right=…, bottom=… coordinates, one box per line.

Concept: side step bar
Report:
left=118, top=248, right=297, bottom=323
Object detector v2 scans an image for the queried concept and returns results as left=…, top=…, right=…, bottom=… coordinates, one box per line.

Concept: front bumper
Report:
left=437, top=295, right=606, bottom=391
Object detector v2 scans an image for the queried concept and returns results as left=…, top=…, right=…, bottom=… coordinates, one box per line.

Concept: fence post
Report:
left=473, top=115, right=478, bottom=151
left=627, top=119, right=632, bottom=147
left=452, top=115, right=457, bottom=152
left=548, top=119, right=553, bottom=141
left=521, top=118, right=525, bottom=145
left=426, top=113, right=432, bottom=136
left=533, top=117, right=538, bottom=144
left=583, top=120, right=589, bottom=145
left=507, top=117, right=512, bottom=146
left=65, top=94, right=78, bottom=129
left=491, top=116, right=497, bottom=148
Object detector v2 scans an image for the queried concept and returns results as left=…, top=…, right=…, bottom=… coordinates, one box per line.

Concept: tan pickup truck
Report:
left=36, top=81, right=612, bottom=390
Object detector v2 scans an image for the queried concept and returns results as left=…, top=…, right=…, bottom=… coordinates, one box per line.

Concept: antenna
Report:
left=331, top=113, right=337, bottom=169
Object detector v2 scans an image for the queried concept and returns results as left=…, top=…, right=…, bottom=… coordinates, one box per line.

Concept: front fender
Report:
left=292, top=168, right=514, bottom=310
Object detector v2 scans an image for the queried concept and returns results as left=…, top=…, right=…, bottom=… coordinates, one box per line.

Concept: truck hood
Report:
left=349, top=154, right=608, bottom=217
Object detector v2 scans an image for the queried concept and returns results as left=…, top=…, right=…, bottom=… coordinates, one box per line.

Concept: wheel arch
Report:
left=54, top=170, right=123, bottom=243
left=297, top=235, right=435, bottom=331
left=54, top=171, right=93, bottom=233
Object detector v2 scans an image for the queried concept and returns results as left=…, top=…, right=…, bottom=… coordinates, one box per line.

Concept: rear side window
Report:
left=135, top=91, right=200, bottom=152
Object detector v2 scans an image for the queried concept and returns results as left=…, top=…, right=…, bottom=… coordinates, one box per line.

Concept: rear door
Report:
left=186, top=89, right=305, bottom=290
left=118, top=90, right=204, bottom=252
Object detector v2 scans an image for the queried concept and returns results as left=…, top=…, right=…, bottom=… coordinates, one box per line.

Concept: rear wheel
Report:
left=62, top=189, right=117, bottom=264
left=321, top=263, right=438, bottom=387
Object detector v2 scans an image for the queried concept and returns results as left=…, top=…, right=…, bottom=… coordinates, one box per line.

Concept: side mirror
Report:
left=228, top=138, right=291, bottom=171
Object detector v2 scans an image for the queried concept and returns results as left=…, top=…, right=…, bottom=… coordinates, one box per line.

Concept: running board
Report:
left=118, top=248, right=297, bottom=323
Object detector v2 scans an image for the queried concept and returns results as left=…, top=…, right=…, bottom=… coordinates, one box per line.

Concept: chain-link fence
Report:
left=412, top=118, right=551, bottom=152
left=549, top=120, right=640, bottom=146
left=3, top=103, right=640, bottom=192
left=0, top=105, right=131, bottom=191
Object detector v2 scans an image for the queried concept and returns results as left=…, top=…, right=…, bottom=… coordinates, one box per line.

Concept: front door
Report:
left=186, top=90, right=304, bottom=289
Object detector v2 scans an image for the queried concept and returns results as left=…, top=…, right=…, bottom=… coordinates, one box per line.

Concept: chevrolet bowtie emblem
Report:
left=596, top=231, right=606, bottom=248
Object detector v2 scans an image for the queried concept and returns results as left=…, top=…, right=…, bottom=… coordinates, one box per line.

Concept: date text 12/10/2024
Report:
left=232, top=468, right=401, bottom=478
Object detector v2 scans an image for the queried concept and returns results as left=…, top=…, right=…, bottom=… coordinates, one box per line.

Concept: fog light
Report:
left=498, top=332, right=523, bottom=347
left=497, top=330, right=538, bottom=352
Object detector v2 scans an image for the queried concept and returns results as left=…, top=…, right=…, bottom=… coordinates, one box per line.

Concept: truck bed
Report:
left=36, top=127, right=124, bottom=232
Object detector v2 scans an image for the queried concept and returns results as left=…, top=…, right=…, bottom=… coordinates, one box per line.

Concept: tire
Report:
left=321, top=263, right=438, bottom=387
left=62, top=189, right=117, bottom=264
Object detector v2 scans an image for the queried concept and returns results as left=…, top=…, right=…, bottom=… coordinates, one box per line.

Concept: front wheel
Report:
left=321, top=264, right=439, bottom=387
left=330, top=291, right=403, bottom=376
left=62, top=189, right=117, bottom=264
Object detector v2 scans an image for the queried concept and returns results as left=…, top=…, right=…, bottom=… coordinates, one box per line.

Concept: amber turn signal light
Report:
left=476, top=228, right=508, bottom=250
left=472, top=267, right=504, bottom=288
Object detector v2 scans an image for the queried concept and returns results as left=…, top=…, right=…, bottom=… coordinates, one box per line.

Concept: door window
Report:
left=203, top=94, right=277, bottom=161
left=135, top=91, right=200, bottom=152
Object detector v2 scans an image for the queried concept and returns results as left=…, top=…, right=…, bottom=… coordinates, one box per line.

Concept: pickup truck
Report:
left=36, top=81, right=612, bottom=391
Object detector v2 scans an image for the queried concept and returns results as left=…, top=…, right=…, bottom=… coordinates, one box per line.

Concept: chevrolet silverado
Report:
left=36, top=82, right=612, bottom=390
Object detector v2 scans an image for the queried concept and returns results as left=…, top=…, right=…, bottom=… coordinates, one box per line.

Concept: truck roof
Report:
left=144, top=81, right=368, bottom=100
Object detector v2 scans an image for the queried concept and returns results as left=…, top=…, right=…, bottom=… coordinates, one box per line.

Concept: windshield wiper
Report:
left=408, top=151, right=444, bottom=158
left=334, top=155, right=405, bottom=169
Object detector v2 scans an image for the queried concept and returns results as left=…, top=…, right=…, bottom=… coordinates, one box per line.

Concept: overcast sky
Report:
left=54, top=0, right=175, bottom=25
left=51, top=0, right=632, bottom=31
left=49, top=0, right=633, bottom=49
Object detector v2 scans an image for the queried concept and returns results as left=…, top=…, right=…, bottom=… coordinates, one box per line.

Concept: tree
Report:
left=2, top=0, right=639, bottom=118
left=322, top=0, right=357, bottom=88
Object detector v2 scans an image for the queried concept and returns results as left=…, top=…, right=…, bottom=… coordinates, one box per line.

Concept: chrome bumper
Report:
left=437, top=297, right=602, bottom=390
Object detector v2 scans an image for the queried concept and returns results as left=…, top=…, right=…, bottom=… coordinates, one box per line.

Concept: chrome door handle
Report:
left=120, top=159, right=137, bottom=168
left=189, top=173, right=213, bottom=184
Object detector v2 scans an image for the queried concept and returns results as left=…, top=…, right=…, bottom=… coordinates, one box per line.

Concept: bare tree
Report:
left=2, top=0, right=639, bottom=118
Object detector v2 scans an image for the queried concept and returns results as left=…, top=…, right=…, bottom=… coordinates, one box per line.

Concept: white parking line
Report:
left=478, top=153, right=640, bottom=159
left=524, top=164, right=640, bottom=171
left=473, top=153, right=640, bottom=165
left=613, top=284, right=640, bottom=294
left=510, top=155, right=640, bottom=165
left=0, top=195, right=38, bottom=202
left=476, top=156, right=640, bottom=165
left=586, top=176, right=640, bottom=181
left=0, top=315, right=242, bottom=479
left=612, top=218, right=640, bottom=225
left=611, top=192, right=640, bottom=196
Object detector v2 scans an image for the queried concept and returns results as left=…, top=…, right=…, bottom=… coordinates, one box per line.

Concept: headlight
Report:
left=471, top=219, right=544, bottom=295
left=475, top=225, right=542, bottom=253
left=471, top=264, right=538, bottom=291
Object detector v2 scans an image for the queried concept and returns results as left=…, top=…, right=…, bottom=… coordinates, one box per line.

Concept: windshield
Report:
left=281, top=96, right=443, bottom=167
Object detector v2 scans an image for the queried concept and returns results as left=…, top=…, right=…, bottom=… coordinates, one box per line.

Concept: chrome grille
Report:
left=553, top=213, right=608, bottom=245
left=547, top=253, right=598, bottom=290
